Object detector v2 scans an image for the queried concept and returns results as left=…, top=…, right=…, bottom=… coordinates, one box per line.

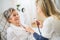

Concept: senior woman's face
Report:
left=8, top=10, right=20, bottom=26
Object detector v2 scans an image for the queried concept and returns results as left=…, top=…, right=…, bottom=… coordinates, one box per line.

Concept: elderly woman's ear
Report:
left=7, top=18, right=12, bottom=23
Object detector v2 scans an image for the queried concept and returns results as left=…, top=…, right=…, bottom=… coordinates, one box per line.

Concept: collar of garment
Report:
left=10, top=23, right=25, bottom=31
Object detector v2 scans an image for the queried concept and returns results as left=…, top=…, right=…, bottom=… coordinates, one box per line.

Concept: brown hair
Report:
left=44, top=0, right=60, bottom=19
left=3, top=8, right=15, bottom=20
left=36, top=0, right=60, bottom=20
left=36, top=0, right=51, bottom=17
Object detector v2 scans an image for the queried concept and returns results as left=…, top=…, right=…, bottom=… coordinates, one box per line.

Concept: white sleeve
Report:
left=28, top=34, right=36, bottom=40
left=41, top=18, right=54, bottom=38
left=7, top=28, right=17, bottom=40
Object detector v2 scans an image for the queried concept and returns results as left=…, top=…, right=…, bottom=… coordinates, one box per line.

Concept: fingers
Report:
left=24, top=27, right=34, bottom=34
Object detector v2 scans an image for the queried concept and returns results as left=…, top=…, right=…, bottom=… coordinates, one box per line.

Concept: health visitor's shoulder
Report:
left=44, top=16, right=55, bottom=23
left=46, top=16, right=54, bottom=20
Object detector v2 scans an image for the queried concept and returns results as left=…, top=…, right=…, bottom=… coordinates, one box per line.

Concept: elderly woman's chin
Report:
left=16, top=21, right=20, bottom=26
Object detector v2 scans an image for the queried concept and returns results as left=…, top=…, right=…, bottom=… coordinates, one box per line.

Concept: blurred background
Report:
left=0, top=0, right=60, bottom=35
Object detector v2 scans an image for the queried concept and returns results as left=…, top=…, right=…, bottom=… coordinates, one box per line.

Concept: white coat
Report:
left=41, top=16, right=60, bottom=40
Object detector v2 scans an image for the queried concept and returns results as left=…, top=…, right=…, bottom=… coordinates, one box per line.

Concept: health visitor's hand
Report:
left=25, top=27, right=34, bottom=34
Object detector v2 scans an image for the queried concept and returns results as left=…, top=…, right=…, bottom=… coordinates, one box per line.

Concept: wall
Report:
left=0, top=0, right=37, bottom=27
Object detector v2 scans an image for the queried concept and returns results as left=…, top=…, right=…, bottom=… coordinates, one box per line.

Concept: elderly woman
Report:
left=3, top=8, right=35, bottom=40
left=25, top=0, right=60, bottom=40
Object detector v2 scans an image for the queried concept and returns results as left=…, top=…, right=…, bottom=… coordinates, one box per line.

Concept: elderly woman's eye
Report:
left=13, top=14, right=16, bottom=16
left=13, top=14, right=18, bottom=16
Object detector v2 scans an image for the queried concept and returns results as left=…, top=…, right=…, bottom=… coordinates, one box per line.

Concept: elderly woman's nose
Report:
left=16, top=14, right=19, bottom=18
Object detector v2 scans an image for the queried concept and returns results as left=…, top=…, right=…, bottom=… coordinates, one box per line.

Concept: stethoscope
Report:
left=34, top=18, right=41, bottom=35
left=36, top=20, right=41, bottom=35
